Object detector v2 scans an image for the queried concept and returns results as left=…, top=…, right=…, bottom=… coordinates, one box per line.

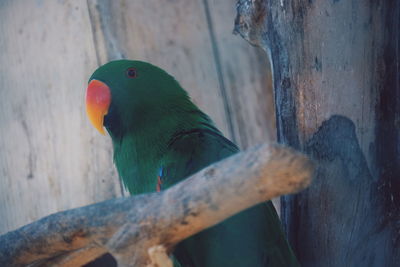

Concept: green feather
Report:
left=89, top=60, right=299, bottom=266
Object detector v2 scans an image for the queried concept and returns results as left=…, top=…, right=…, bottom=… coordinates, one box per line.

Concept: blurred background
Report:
left=0, top=0, right=275, bottom=234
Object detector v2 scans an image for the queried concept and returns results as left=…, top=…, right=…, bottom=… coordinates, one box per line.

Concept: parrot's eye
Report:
left=126, top=68, right=137, bottom=78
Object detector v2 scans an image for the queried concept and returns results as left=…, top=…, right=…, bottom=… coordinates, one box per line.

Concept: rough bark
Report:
left=235, top=0, right=399, bottom=266
left=0, top=144, right=314, bottom=267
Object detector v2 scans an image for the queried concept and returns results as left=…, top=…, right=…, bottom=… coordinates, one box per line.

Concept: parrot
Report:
left=85, top=59, right=299, bottom=266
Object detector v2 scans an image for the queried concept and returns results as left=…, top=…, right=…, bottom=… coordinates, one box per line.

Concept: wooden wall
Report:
left=0, top=0, right=275, bottom=234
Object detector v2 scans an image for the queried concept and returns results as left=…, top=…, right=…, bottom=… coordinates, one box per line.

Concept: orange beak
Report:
left=85, top=79, right=111, bottom=135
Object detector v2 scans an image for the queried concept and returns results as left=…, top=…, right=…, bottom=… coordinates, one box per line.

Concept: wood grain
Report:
left=0, top=0, right=120, bottom=235
left=0, top=143, right=314, bottom=267
left=205, top=0, right=276, bottom=149
left=235, top=0, right=400, bottom=265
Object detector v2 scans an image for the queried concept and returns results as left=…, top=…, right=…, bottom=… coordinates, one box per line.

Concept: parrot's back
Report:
left=159, top=124, right=299, bottom=267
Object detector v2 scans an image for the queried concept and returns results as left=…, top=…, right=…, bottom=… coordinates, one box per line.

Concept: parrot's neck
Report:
left=108, top=103, right=215, bottom=195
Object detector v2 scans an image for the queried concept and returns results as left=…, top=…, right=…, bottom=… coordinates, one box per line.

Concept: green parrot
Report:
left=85, top=60, right=299, bottom=266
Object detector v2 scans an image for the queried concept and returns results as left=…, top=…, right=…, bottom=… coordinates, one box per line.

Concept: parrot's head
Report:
left=86, top=60, right=190, bottom=136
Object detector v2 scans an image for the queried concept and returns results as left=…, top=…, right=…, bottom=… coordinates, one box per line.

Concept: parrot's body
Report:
left=86, top=60, right=299, bottom=266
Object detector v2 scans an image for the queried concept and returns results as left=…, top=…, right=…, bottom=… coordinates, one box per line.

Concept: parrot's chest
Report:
left=113, top=139, right=163, bottom=195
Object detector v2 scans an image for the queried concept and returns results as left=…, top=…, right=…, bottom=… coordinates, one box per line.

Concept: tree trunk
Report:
left=235, top=0, right=399, bottom=266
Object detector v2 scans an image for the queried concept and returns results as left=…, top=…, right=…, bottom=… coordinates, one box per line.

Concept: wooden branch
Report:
left=0, top=143, right=314, bottom=267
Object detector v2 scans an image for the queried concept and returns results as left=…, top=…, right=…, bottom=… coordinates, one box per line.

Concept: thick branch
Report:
left=0, top=143, right=314, bottom=266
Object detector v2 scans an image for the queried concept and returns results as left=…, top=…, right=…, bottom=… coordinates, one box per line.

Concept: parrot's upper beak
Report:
left=86, top=79, right=111, bottom=135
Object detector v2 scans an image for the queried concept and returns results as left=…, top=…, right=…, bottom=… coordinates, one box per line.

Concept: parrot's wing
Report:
left=159, top=128, right=299, bottom=267
left=159, top=128, right=238, bottom=189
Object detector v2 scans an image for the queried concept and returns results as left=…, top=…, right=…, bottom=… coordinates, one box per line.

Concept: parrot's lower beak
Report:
left=86, top=79, right=111, bottom=135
